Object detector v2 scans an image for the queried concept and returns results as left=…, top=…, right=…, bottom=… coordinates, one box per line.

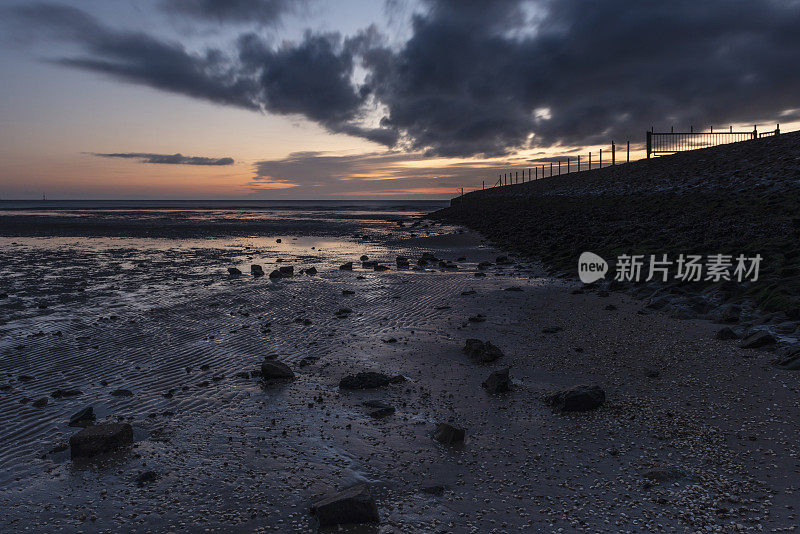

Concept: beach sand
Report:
left=1, top=220, right=798, bottom=532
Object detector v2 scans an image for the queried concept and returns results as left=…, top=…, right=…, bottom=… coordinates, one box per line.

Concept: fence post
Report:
left=599, top=148, right=602, bottom=168
left=612, top=141, right=615, bottom=165
left=776, top=123, right=781, bottom=135
left=627, top=140, right=630, bottom=162
left=550, top=162, right=553, bottom=177
left=515, top=171, right=518, bottom=184
left=753, top=125, right=757, bottom=139
left=589, top=152, right=592, bottom=169
left=482, top=180, right=484, bottom=190
left=567, top=158, right=570, bottom=173
left=577, top=154, right=581, bottom=171
left=558, top=160, right=561, bottom=175
left=646, top=131, right=652, bottom=159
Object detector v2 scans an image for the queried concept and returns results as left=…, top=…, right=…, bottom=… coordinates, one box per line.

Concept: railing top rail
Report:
left=652, top=131, right=755, bottom=136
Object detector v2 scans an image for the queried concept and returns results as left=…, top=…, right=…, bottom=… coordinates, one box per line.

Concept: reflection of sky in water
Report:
left=0, top=207, right=464, bottom=327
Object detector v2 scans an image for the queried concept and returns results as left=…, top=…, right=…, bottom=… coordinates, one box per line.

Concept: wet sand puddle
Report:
left=0, top=225, right=542, bottom=492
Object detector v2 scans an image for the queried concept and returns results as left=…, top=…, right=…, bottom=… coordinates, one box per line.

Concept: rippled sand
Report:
left=1, top=211, right=799, bottom=532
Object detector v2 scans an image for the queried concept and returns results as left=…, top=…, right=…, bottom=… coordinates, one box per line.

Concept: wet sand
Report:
left=1, top=223, right=799, bottom=532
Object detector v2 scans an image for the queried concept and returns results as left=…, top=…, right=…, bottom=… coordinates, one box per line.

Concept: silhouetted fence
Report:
left=646, top=124, right=780, bottom=158
left=480, top=122, right=784, bottom=191
left=489, top=139, right=630, bottom=188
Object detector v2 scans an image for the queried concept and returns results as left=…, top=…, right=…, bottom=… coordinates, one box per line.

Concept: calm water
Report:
left=0, top=199, right=448, bottom=212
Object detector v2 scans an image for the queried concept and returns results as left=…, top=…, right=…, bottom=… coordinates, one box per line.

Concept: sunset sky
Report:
left=1, top=0, right=800, bottom=200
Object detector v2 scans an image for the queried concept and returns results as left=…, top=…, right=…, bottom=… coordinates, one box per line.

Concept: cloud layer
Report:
left=8, top=0, right=800, bottom=157
left=93, top=152, right=234, bottom=165
left=161, top=0, right=304, bottom=25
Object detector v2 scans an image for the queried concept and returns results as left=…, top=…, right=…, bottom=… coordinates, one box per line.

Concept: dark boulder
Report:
left=69, top=423, right=133, bottom=459
left=110, top=389, right=133, bottom=397
left=715, top=327, right=740, bottom=340
left=433, top=422, right=465, bottom=444
left=482, top=368, right=511, bottom=394
left=260, top=360, right=295, bottom=380
left=420, top=484, right=446, bottom=496
left=719, top=304, right=741, bottom=323
left=546, top=385, right=606, bottom=412
left=462, top=339, right=503, bottom=363
left=310, top=483, right=379, bottom=527
left=339, top=372, right=404, bottom=390
left=251, top=264, right=264, bottom=277
left=339, top=262, right=353, bottom=271
left=304, top=266, right=318, bottom=275
left=774, top=343, right=800, bottom=370
left=228, top=267, right=242, bottom=276
left=269, top=269, right=284, bottom=279
left=32, top=397, right=48, bottom=408
left=739, top=330, right=776, bottom=349
left=279, top=266, right=294, bottom=276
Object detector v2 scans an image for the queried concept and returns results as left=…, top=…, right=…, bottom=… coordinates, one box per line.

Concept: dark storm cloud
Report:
left=359, top=0, right=800, bottom=156
left=6, top=3, right=395, bottom=143
left=161, top=0, right=305, bottom=25
left=8, top=1, right=800, bottom=157
left=93, top=152, right=234, bottom=165
left=7, top=4, right=262, bottom=110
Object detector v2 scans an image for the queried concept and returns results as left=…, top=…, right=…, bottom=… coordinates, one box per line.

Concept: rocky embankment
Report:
left=432, top=131, right=800, bottom=364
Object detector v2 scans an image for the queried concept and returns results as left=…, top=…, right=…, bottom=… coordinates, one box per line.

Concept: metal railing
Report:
left=646, top=124, right=780, bottom=158
left=477, top=122, right=784, bottom=191
left=487, top=140, right=630, bottom=188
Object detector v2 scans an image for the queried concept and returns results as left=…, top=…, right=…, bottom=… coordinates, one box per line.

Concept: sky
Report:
left=1, top=0, right=800, bottom=200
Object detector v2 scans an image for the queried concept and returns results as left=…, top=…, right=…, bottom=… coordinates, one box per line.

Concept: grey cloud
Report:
left=7, top=4, right=396, bottom=143
left=250, top=150, right=496, bottom=196
left=360, top=0, right=800, bottom=156
left=161, top=0, right=305, bottom=25
left=93, top=152, right=234, bottom=165
left=8, top=1, right=800, bottom=157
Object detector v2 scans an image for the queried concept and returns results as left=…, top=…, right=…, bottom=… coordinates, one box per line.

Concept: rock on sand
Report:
left=309, top=483, right=379, bottom=527
left=546, top=384, right=606, bottom=412
left=433, top=422, right=466, bottom=444
left=260, top=360, right=295, bottom=380
left=339, top=372, right=404, bottom=390
left=69, top=423, right=133, bottom=459
left=482, top=368, right=511, bottom=394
